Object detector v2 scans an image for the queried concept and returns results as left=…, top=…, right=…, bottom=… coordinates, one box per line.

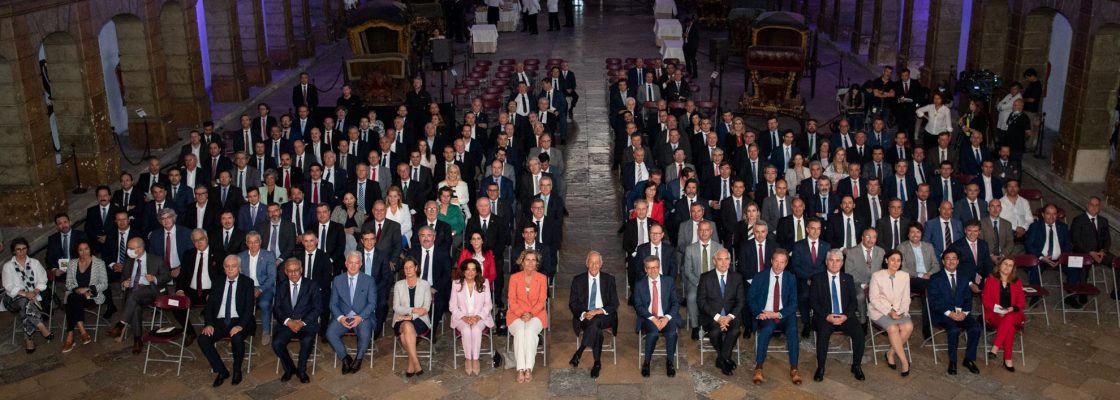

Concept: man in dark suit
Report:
left=633, top=256, right=681, bottom=377
left=927, top=249, right=982, bottom=375
left=46, top=213, right=87, bottom=308
left=922, top=201, right=964, bottom=257
left=835, top=164, right=866, bottom=200
left=414, top=201, right=454, bottom=251
left=930, top=161, right=962, bottom=204
left=217, top=211, right=247, bottom=255
left=102, top=210, right=142, bottom=318
left=357, top=230, right=393, bottom=335
left=136, top=157, right=168, bottom=198
left=827, top=197, right=866, bottom=249
left=139, top=184, right=180, bottom=235
left=292, top=72, right=319, bottom=110
left=251, top=104, right=278, bottom=142
left=272, top=258, right=322, bottom=383
left=465, top=197, right=510, bottom=301
left=1024, top=204, right=1075, bottom=298
left=396, top=162, right=431, bottom=213
left=632, top=223, right=677, bottom=280
left=302, top=164, right=336, bottom=208
left=738, top=222, right=778, bottom=289
left=568, top=252, right=619, bottom=379
left=146, top=208, right=192, bottom=271
left=113, top=172, right=145, bottom=220
left=958, top=133, right=988, bottom=176
left=905, top=184, right=935, bottom=224
left=85, top=186, right=120, bottom=255
left=789, top=218, right=830, bottom=334
left=197, top=255, right=257, bottom=386
left=526, top=198, right=563, bottom=255
left=297, top=232, right=335, bottom=339
left=620, top=201, right=654, bottom=275
left=807, top=178, right=838, bottom=224
left=696, top=248, right=744, bottom=376
left=214, top=171, right=245, bottom=213
left=747, top=250, right=802, bottom=385
left=362, top=201, right=404, bottom=264
left=348, top=163, right=383, bottom=215
left=883, top=160, right=917, bottom=203
left=809, top=250, right=866, bottom=381
left=174, top=229, right=224, bottom=342
left=972, top=161, right=1004, bottom=203
left=949, top=221, right=994, bottom=283
left=232, top=115, right=257, bottom=156
left=108, top=238, right=171, bottom=353
left=256, top=203, right=294, bottom=257
left=312, top=203, right=347, bottom=274
left=855, top=177, right=888, bottom=228
left=409, top=226, right=452, bottom=332
left=281, top=187, right=315, bottom=236
left=1070, top=197, right=1116, bottom=298
left=717, top=180, right=749, bottom=246
left=876, top=199, right=912, bottom=249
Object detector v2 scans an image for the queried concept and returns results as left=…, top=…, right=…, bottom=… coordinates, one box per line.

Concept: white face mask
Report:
left=126, top=249, right=139, bottom=259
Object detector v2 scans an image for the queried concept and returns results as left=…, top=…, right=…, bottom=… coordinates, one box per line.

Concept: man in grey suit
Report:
left=326, top=252, right=377, bottom=374
left=842, top=228, right=883, bottom=323
left=257, top=203, right=297, bottom=260
left=680, top=220, right=724, bottom=340
left=662, top=147, right=694, bottom=184
left=361, top=201, right=403, bottom=264
left=760, top=179, right=792, bottom=228
left=676, top=203, right=720, bottom=252
left=231, top=152, right=262, bottom=197
left=528, top=133, right=565, bottom=173
left=109, top=237, right=171, bottom=353
left=952, top=183, right=989, bottom=223
left=980, top=199, right=1017, bottom=264
left=367, top=150, right=392, bottom=197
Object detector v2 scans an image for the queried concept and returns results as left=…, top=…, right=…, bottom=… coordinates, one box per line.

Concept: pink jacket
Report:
left=868, top=270, right=911, bottom=322
left=449, top=280, right=495, bottom=331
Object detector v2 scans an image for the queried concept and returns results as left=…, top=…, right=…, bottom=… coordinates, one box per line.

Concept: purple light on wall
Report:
left=196, top=0, right=211, bottom=90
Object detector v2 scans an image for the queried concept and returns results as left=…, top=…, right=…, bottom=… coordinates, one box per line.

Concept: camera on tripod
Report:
left=956, top=69, right=1002, bottom=98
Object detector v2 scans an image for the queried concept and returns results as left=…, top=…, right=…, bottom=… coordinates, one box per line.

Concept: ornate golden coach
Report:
left=739, top=11, right=809, bottom=119
left=345, top=1, right=423, bottom=107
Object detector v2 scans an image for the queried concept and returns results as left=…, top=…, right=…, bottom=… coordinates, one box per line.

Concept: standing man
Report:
left=196, top=256, right=257, bottom=387
left=682, top=17, right=700, bottom=76
left=809, top=250, right=866, bottom=381
left=568, top=251, right=619, bottom=379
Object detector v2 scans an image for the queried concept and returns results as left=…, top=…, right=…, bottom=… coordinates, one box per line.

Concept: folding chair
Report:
left=333, top=331, right=377, bottom=369
left=866, top=291, right=912, bottom=365
left=274, top=335, right=321, bottom=375
left=638, top=329, right=679, bottom=368
left=505, top=299, right=550, bottom=365
left=60, top=302, right=106, bottom=342
left=1057, top=253, right=1100, bottom=325
left=922, top=294, right=966, bottom=364
left=979, top=305, right=1025, bottom=365
left=392, top=313, right=435, bottom=371
left=1015, top=254, right=1051, bottom=326
left=576, top=326, right=617, bottom=364
left=698, top=325, right=740, bottom=365
left=453, top=326, right=496, bottom=369
left=11, top=279, right=57, bottom=344
left=142, top=295, right=195, bottom=375
left=1113, top=258, right=1120, bottom=328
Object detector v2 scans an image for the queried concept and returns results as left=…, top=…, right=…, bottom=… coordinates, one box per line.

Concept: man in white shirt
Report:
left=239, top=232, right=277, bottom=336
left=998, top=179, right=1034, bottom=238
left=197, top=255, right=256, bottom=386
left=568, top=252, right=619, bottom=379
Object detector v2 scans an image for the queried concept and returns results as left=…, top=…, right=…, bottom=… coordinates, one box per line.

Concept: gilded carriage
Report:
left=739, top=11, right=809, bottom=119
left=345, top=1, right=417, bottom=107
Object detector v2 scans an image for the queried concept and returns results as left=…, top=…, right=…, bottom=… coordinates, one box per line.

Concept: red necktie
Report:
left=772, top=278, right=781, bottom=311
left=164, top=232, right=172, bottom=268
left=651, top=280, right=660, bottom=316
left=312, top=182, right=319, bottom=203
left=757, top=243, right=765, bottom=272
left=853, top=181, right=859, bottom=198
left=810, top=241, right=817, bottom=264
left=283, top=170, right=291, bottom=190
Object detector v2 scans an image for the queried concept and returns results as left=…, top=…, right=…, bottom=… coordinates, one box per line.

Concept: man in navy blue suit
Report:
left=949, top=220, right=994, bottom=284
left=272, top=259, right=322, bottom=383
left=1024, top=204, right=1078, bottom=305
left=633, top=256, right=681, bottom=378
left=236, top=188, right=268, bottom=232
left=790, top=218, right=831, bottom=335
left=748, top=249, right=801, bottom=385
left=927, top=249, right=982, bottom=375
left=326, top=252, right=378, bottom=374
left=808, top=177, right=838, bottom=224
left=632, top=223, right=677, bottom=279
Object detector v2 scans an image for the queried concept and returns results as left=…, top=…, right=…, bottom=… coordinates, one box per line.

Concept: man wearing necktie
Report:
left=634, top=256, right=681, bottom=377
left=271, top=259, right=321, bottom=383
left=197, top=255, right=256, bottom=387
left=697, top=249, right=744, bottom=376
left=568, top=252, right=619, bottom=379
left=809, top=250, right=865, bottom=381
left=325, top=252, right=377, bottom=374
left=927, top=250, right=982, bottom=375
left=1024, top=205, right=1077, bottom=305
left=109, top=238, right=170, bottom=354
left=747, top=250, right=801, bottom=385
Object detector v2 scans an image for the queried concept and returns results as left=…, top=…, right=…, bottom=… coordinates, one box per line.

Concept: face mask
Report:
left=126, top=249, right=138, bottom=259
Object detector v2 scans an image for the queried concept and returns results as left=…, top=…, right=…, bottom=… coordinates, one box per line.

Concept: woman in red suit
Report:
left=628, top=181, right=665, bottom=224
left=457, top=231, right=498, bottom=289
left=982, top=257, right=1026, bottom=372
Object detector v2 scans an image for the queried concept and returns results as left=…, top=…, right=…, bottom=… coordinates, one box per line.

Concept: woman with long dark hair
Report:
left=450, top=259, right=495, bottom=375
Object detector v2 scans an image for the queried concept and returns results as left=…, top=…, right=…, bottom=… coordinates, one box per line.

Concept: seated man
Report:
left=239, top=232, right=277, bottom=336
left=108, top=238, right=171, bottom=354
left=696, top=248, right=744, bottom=376
left=197, top=255, right=257, bottom=387
left=809, top=250, right=866, bottom=381
left=633, top=256, right=680, bottom=378
left=928, top=249, right=982, bottom=375
left=272, top=259, right=322, bottom=384
left=326, top=251, right=378, bottom=374
left=748, top=249, right=801, bottom=385
left=567, top=251, right=619, bottom=379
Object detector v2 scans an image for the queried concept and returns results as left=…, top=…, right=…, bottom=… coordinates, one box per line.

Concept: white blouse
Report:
left=386, top=204, right=414, bottom=240
left=916, top=104, right=953, bottom=136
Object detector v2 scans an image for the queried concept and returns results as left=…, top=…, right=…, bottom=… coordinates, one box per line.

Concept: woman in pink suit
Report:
left=982, top=257, right=1026, bottom=372
left=450, top=259, right=495, bottom=376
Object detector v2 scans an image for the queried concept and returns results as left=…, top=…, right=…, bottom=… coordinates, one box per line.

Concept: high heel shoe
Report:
left=986, top=351, right=998, bottom=361
left=901, top=368, right=910, bottom=377
left=1004, top=362, right=1015, bottom=373
left=43, top=332, right=55, bottom=342
left=885, top=353, right=897, bottom=370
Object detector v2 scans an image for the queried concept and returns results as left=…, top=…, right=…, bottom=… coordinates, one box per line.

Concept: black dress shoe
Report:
left=341, top=356, right=354, bottom=374
left=885, top=353, right=897, bottom=370
left=641, top=361, right=650, bottom=377
left=349, top=358, right=362, bottom=373
left=213, top=372, right=229, bottom=387
left=299, top=373, right=310, bottom=383
left=743, top=329, right=752, bottom=339
left=231, top=372, right=242, bottom=385
left=691, top=327, right=699, bottom=340
left=947, top=363, right=958, bottom=375
left=813, top=368, right=825, bottom=382
left=963, top=360, right=980, bottom=374
left=569, top=352, right=582, bottom=367
left=727, top=359, right=737, bottom=370
left=184, top=333, right=197, bottom=347
left=667, top=361, right=676, bottom=377
left=851, top=366, right=865, bottom=380
left=715, top=357, right=726, bottom=371
left=590, top=363, right=601, bottom=378
left=801, top=328, right=811, bottom=339
left=281, top=371, right=293, bottom=382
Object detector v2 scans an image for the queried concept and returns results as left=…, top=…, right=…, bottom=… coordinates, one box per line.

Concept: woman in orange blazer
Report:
left=507, top=249, right=549, bottom=383
left=457, top=231, right=498, bottom=288
left=450, top=259, right=495, bottom=376
left=982, top=257, right=1026, bottom=372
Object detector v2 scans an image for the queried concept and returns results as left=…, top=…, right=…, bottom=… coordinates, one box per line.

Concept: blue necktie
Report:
left=719, top=274, right=727, bottom=315
left=830, top=275, right=841, bottom=314
left=588, top=277, right=597, bottom=310
left=349, top=276, right=356, bottom=305
left=224, top=281, right=234, bottom=325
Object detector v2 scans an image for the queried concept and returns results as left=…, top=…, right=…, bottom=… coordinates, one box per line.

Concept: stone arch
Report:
left=161, top=1, right=211, bottom=129
left=1013, top=8, right=1060, bottom=88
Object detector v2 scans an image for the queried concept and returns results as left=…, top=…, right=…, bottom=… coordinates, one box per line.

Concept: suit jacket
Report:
left=620, top=218, right=654, bottom=257
left=281, top=201, right=316, bottom=234
left=621, top=161, right=654, bottom=192
left=408, top=245, right=452, bottom=294
left=330, top=273, right=377, bottom=320
left=808, top=194, right=840, bottom=223
left=950, top=238, right=994, bottom=280
left=102, top=228, right=143, bottom=266
left=980, top=217, right=1016, bottom=258
left=897, top=241, right=941, bottom=278
left=237, top=203, right=269, bottom=232
left=203, top=274, right=257, bottom=334
left=775, top=215, right=807, bottom=251
left=140, top=201, right=180, bottom=235
left=1070, top=213, right=1112, bottom=254
left=297, top=249, right=335, bottom=295
left=760, top=195, right=791, bottom=229
left=465, top=214, right=511, bottom=258
left=875, top=216, right=912, bottom=249
left=510, top=241, right=557, bottom=277
left=167, top=184, right=194, bottom=211
left=883, top=172, right=919, bottom=203
left=449, top=280, right=496, bottom=331
left=1024, top=220, right=1072, bottom=258
left=675, top=218, right=720, bottom=251
left=929, top=176, right=962, bottom=204
left=827, top=213, right=867, bottom=249
left=146, top=226, right=192, bottom=269
left=313, top=221, right=347, bottom=274
left=568, top=272, right=620, bottom=334
left=357, top=249, right=393, bottom=308
left=971, top=175, right=1004, bottom=202
left=927, top=270, right=974, bottom=325
left=632, top=276, right=681, bottom=331
left=122, top=254, right=171, bottom=289
left=632, top=242, right=678, bottom=279
left=238, top=250, right=277, bottom=295
left=361, top=218, right=403, bottom=262
left=808, top=271, right=860, bottom=324
left=697, top=269, right=746, bottom=320
left=844, top=245, right=885, bottom=287
left=862, top=160, right=890, bottom=181
left=662, top=80, right=690, bottom=102
left=953, top=198, right=989, bottom=222
left=746, top=269, right=798, bottom=319
left=214, top=185, right=245, bottom=213
left=905, top=199, right=936, bottom=224
left=136, top=172, right=168, bottom=197
left=256, top=221, right=297, bottom=259
left=274, top=278, right=322, bottom=333
left=855, top=195, right=888, bottom=228
left=681, top=240, right=724, bottom=292
left=174, top=246, right=226, bottom=295
left=923, top=217, right=964, bottom=256
left=476, top=175, right=516, bottom=201
left=789, top=238, right=831, bottom=280
left=179, top=166, right=212, bottom=190
left=302, top=180, right=336, bottom=207
left=958, top=145, right=988, bottom=176
left=291, top=118, right=320, bottom=143
left=204, top=156, right=234, bottom=184
left=214, top=228, right=247, bottom=255
left=836, top=176, right=867, bottom=200
left=293, top=83, right=319, bottom=110
left=737, top=239, right=778, bottom=284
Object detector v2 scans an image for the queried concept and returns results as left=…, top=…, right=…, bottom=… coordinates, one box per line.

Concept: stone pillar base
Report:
left=244, top=62, right=271, bottom=86
left=1068, top=148, right=1107, bottom=183
left=212, top=76, right=249, bottom=103
left=0, top=181, right=67, bottom=227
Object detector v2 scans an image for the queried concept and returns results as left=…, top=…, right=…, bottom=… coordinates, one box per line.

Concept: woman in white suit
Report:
left=450, top=259, right=495, bottom=375
left=394, top=256, right=432, bottom=377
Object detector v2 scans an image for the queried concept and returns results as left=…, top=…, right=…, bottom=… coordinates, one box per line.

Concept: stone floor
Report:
left=3, top=2, right=1120, bottom=399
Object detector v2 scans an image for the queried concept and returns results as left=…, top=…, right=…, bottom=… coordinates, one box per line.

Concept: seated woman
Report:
left=982, top=257, right=1025, bottom=372
left=450, top=259, right=495, bottom=376
left=628, top=181, right=665, bottom=224
left=2, top=237, right=53, bottom=353
left=393, top=257, right=432, bottom=377
left=384, top=186, right=414, bottom=249
left=62, top=241, right=108, bottom=353
left=457, top=231, right=498, bottom=291
left=868, top=249, right=913, bottom=377
left=438, top=165, right=472, bottom=219
left=507, top=249, right=549, bottom=383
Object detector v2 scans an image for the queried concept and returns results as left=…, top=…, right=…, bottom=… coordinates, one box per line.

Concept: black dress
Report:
left=393, top=286, right=430, bottom=335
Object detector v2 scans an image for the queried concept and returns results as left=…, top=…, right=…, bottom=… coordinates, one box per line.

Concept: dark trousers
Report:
left=704, top=318, right=741, bottom=362
left=64, top=293, right=95, bottom=332
left=487, top=6, right=500, bottom=25
left=562, top=0, right=574, bottom=26
left=527, top=13, right=539, bottom=34
left=197, top=320, right=249, bottom=375
left=432, top=292, right=450, bottom=330
left=272, top=326, right=318, bottom=374
left=684, top=47, right=698, bottom=76
left=797, top=280, right=812, bottom=330
left=910, top=277, right=931, bottom=337
left=120, top=285, right=159, bottom=338
left=565, top=90, right=579, bottom=115
left=813, top=317, right=865, bottom=367
left=548, top=12, right=560, bottom=30
left=576, top=314, right=612, bottom=362
left=640, top=319, right=678, bottom=363
left=754, top=316, right=799, bottom=367
left=933, top=315, right=981, bottom=363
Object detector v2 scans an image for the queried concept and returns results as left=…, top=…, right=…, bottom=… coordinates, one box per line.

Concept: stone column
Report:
left=919, top=0, right=963, bottom=86
left=263, top=0, right=296, bottom=69
left=869, top=0, right=901, bottom=66
left=1053, top=1, right=1098, bottom=183
left=238, top=0, right=271, bottom=86
left=205, top=0, right=249, bottom=102
left=965, top=0, right=1009, bottom=73
left=123, top=0, right=176, bottom=150
left=830, top=0, right=841, bottom=38
left=850, top=0, right=868, bottom=55
left=163, top=0, right=212, bottom=129
left=292, top=0, right=315, bottom=58
left=897, top=0, right=916, bottom=71
left=818, top=0, right=832, bottom=38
